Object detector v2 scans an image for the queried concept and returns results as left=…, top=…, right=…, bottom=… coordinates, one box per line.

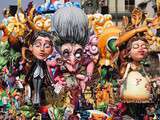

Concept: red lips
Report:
left=138, top=51, right=145, bottom=56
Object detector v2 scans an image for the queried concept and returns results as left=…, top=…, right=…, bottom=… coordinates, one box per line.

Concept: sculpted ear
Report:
left=29, top=45, right=33, bottom=51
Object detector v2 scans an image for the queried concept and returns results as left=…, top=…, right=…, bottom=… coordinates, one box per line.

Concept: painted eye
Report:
left=34, top=44, right=41, bottom=48
left=75, top=53, right=81, bottom=59
left=141, top=44, right=148, bottom=49
left=33, top=42, right=41, bottom=48
left=62, top=49, right=70, bottom=58
left=74, top=49, right=83, bottom=60
left=132, top=44, right=139, bottom=49
left=44, top=43, right=51, bottom=48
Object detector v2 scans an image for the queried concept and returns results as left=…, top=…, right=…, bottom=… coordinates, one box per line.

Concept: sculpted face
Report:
left=130, top=40, right=148, bottom=62
left=61, top=43, right=83, bottom=72
left=29, top=36, right=53, bottom=60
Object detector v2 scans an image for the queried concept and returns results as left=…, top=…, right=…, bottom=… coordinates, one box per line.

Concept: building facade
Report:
left=47, top=0, right=156, bottom=17
left=94, top=0, right=155, bottom=22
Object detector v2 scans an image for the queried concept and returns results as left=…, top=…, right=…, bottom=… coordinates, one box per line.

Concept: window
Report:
left=125, top=0, right=135, bottom=11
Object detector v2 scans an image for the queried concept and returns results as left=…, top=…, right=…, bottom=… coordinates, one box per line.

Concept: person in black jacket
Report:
left=24, top=31, right=54, bottom=107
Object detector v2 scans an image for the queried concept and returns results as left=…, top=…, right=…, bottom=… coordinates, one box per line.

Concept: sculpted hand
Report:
left=118, top=78, right=125, bottom=85
left=135, top=26, right=148, bottom=33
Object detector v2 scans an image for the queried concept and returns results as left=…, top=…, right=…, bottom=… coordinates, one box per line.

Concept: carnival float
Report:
left=0, top=0, right=159, bottom=120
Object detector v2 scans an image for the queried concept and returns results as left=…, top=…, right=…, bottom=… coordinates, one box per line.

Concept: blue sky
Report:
left=0, top=0, right=44, bottom=20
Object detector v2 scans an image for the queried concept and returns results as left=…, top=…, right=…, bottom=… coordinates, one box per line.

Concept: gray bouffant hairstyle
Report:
left=52, top=6, right=89, bottom=47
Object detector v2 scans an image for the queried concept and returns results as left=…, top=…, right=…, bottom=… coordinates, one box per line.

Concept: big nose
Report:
left=40, top=46, right=44, bottom=51
left=68, top=54, right=76, bottom=65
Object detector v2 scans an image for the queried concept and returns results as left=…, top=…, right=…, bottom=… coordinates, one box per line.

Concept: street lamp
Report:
left=115, top=0, right=118, bottom=25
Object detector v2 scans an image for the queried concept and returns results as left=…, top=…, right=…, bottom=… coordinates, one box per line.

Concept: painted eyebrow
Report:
left=33, top=42, right=41, bottom=45
left=34, top=39, right=52, bottom=44
left=75, top=48, right=83, bottom=53
left=132, top=43, right=146, bottom=45
left=34, top=39, right=42, bottom=43
left=62, top=46, right=72, bottom=52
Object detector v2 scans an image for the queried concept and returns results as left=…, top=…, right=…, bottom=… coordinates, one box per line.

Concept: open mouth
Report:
left=65, top=62, right=80, bottom=72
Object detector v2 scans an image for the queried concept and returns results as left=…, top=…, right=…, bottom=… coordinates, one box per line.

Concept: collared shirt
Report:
left=33, top=63, right=44, bottom=79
